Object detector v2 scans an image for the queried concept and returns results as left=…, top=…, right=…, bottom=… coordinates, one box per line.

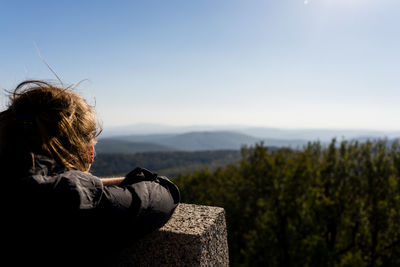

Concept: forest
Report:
left=174, top=139, right=400, bottom=266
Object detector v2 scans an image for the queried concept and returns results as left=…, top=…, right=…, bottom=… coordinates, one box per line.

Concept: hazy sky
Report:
left=1, top=0, right=400, bottom=130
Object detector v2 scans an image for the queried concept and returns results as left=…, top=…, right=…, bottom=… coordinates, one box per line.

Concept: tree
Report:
left=174, top=139, right=400, bottom=266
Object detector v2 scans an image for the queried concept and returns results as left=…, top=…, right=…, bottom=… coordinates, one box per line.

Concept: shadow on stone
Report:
left=112, top=203, right=229, bottom=267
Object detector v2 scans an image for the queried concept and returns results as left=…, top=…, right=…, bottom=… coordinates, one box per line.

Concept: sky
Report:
left=1, top=0, right=400, bottom=131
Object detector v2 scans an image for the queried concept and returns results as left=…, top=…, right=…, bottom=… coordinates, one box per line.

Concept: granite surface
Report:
left=112, top=203, right=229, bottom=267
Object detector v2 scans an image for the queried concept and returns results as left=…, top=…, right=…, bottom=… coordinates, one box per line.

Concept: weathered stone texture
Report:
left=112, top=203, right=229, bottom=267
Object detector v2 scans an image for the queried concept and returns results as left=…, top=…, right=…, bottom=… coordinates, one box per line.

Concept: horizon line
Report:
left=101, top=122, right=400, bottom=133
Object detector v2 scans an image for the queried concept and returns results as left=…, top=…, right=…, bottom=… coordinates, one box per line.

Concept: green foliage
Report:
left=174, top=139, right=400, bottom=267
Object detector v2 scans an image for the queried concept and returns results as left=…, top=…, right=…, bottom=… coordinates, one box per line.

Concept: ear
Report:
left=89, top=145, right=95, bottom=163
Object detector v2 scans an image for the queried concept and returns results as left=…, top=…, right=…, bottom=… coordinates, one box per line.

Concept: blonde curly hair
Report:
left=0, top=80, right=102, bottom=172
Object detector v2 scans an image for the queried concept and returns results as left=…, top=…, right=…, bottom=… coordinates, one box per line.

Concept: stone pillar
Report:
left=112, top=203, right=229, bottom=267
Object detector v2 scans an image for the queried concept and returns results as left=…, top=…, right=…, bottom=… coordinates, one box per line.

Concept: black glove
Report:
left=120, top=167, right=159, bottom=186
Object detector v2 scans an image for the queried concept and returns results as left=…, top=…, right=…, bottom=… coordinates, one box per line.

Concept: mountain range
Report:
left=96, top=124, right=400, bottom=154
left=96, top=131, right=262, bottom=153
left=101, top=123, right=400, bottom=140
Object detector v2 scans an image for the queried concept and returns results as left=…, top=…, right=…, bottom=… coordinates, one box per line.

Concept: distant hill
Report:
left=95, top=138, right=174, bottom=154
left=101, top=123, right=400, bottom=141
left=96, top=129, right=400, bottom=154
left=146, top=131, right=261, bottom=151
left=101, top=131, right=263, bottom=152
left=100, top=123, right=247, bottom=137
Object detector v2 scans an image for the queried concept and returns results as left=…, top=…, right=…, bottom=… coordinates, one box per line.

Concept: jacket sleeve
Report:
left=97, top=167, right=180, bottom=238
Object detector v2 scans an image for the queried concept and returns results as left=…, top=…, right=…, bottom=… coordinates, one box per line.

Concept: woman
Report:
left=0, top=80, right=180, bottom=266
